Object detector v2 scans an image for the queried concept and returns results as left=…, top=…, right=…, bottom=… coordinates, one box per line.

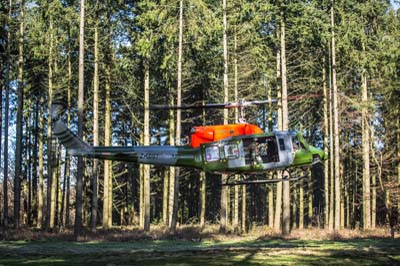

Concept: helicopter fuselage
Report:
left=53, top=109, right=327, bottom=175
left=73, top=130, right=327, bottom=174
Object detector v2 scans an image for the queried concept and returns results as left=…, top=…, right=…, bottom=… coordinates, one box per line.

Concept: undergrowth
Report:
left=0, top=224, right=396, bottom=242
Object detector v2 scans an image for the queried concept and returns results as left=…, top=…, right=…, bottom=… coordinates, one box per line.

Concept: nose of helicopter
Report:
left=309, top=145, right=328, bottom=161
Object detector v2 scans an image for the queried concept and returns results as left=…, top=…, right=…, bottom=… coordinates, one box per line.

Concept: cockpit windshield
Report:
left=292, top=135, right=306, bottom=152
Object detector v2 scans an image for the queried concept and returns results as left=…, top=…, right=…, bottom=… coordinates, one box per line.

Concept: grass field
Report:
left=1, top=227, right=399, bottom=265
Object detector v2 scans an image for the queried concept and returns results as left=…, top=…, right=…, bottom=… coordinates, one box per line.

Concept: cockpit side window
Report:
left=205, top=146, right=220, bottom=162
left=279, top=138, right=285, bottom=151
left=225, top=143, right=239, bottom=159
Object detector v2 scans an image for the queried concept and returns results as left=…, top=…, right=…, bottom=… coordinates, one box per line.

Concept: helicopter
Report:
left=51, top=99, right=327, bottom=185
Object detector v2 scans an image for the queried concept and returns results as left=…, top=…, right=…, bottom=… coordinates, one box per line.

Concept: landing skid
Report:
left=223, top=170, right=309, bottom=186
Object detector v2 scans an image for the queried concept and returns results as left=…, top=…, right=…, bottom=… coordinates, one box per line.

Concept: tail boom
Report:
left=52, top=103, right=202, bottom=168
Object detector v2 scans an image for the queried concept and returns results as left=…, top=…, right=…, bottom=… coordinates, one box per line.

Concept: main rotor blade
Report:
left=148, top=99, right=278, bottom=110
left=149, top=102, right=228, bottom=110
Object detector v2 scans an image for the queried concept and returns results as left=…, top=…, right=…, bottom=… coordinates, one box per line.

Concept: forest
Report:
left=0, top=0, right=400, bottom=251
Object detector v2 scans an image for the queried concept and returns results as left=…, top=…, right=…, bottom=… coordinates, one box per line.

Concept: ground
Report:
left=0, top=226, right=399, bottom=266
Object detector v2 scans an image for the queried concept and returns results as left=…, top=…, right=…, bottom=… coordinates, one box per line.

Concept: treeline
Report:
left=0, top=0, right=399, bottom=238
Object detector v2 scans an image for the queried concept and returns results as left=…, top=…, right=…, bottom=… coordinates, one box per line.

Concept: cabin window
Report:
left=279, top=138, right=285, bottom=151
left=205, top=146, right=220, bottom=162
left=224, top=144, right=239, bottom=159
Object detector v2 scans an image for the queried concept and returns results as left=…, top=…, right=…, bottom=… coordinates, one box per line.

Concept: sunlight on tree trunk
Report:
left=361, top=66, right=371, bottom=230
left=75, top=0, right=85, bottom=238
left=323, top=57, right=329, bottom=228
left=331, top=0, right=341, bottom=231
left=241, top=184, right=246, bottom=233
left=280, top=12, right=290, bottom=236
left=103, top=60, right=112, bottom=229
left=143, top=60, right=151, bottom=232
left=163, top=169, right=169, bottom=226
left=91, top=15, right=99, bottom=232
left=220, top=0, right=228, bottom=234
left=200, top=171, right=206, bottom=229
left=274, top=46, right=282, bottom=232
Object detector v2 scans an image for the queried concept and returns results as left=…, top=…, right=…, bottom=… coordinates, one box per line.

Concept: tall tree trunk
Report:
left=397, top=116, right=400, bottom=221
left=103, top=49, right=112, bottom=229
left=168, top=96, right=175, bottom=230
left=343, top=165, right=350, bottom=227
left=354, top=165, right=358, bottom=228
left=60, top=151, right=67, bottom=228
left=163, top=169, right=169, bottom=225
left=274, top=46, right=282, bottom=231
left=267, top=86, right=274, bottom=228
left=340, top=164, right=344, bottom=228
left=280, top=12, right=290, bottom=236
left=37, top=96, right=44, bottom=228
left=2, top=0, right=12, bottom=230
left=292, top=180, right=297, bottom=229
left=328, top=47, right=334, bottom=231
left=50, top=42, right=59, bottom=229
left=330, top=0, right=341, bottom=230
left=56, top=144, right=62, bottom=227
left=0, top=29, right=3, bottom=232
left=233, top=25, right=239, bottom=234
left=25, top=107, right=32, bottom=226
left=91, top=16, right=99, bottom=232
left=14, top=0, right=25, bottom=229
left=65, top=38, right=72, bottom=227
left=46, top=16, right=55, bottom=229
left=361, top=66, right=371, bottom=229
left=32, top=101, right=39, bottom=226
left=233, top=179, right=239, bottom=233
left=82, top=157, right=88, bottom=226
left=308, top=169, right=313, bottom=227
left=370, top=128, right=376, bottom=229
left=75, top=0, right=85, bottom=238
left=143, top=60, right=151, bottom=231
left=169, top=0, right=183, bottom=234
left=108, top=162, right=113, bottom=227
left=65, top=173, right=70, bottom=226
left=299, top=176, right=304, bottom=229
left=199, top=99, right=207, bottom=230
left=139, top=157, right=144, bottom=228
left=47, top=132, right=55, bottom=229
left=200, top=171, right=206, bottom=229
left=220, top=0, right=228, bottom=233
left=242, top=185, right=246, bottom=232
left=323, top=57, right=329, bottom=227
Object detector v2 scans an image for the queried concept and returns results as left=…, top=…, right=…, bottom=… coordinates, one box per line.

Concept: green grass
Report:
left=0, top=237, right=399, bottom=266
